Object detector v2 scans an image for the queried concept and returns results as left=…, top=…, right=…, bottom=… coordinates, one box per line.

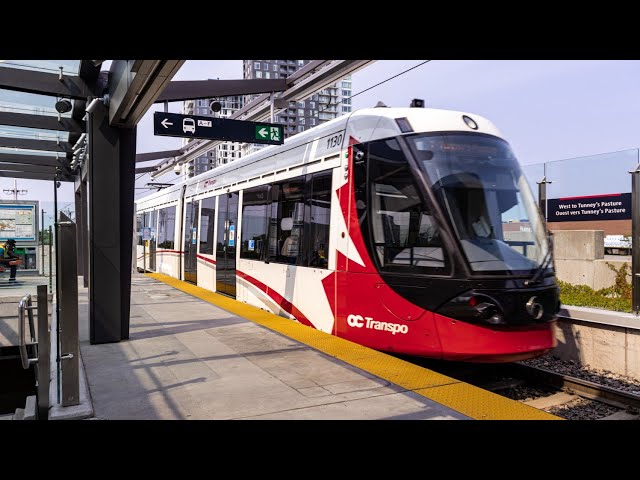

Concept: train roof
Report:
left=135, top=106, right=503, bottom=209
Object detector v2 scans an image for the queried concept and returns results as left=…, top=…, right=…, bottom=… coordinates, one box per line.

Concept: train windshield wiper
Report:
left=524, top=234, right=553, bottom=286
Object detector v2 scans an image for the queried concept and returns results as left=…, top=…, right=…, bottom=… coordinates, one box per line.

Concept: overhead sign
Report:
left=153, top=112, right=284, bottom=145
left=547, top=193, right=631, bottom=222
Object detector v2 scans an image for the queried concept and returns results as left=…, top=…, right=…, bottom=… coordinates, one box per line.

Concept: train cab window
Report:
left=368, top=138, right=450, bottom=275
left=241, top=186, right=270, bottom=260
left=199, top=197, right=215, bottom=255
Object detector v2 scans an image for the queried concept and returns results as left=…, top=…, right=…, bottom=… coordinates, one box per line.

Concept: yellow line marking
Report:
left=145, top=272, right=561, bottom=420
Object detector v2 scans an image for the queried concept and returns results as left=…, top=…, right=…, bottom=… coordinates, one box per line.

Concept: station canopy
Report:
left=0, top=60, right=99, bottom=182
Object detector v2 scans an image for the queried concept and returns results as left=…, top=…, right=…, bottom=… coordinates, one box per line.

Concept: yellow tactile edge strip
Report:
left=146, top=273, right=561, bottom=420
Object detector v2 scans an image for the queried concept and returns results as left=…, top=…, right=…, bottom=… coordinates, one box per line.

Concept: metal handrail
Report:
left=18, top=293, right=37, bottom=369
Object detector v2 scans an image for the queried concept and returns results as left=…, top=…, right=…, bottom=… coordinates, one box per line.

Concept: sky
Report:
left=7, top=60, right=640, bottom=212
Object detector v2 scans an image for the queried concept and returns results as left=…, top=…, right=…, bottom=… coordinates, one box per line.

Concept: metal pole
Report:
left=58, top=215, right=79, bottom=406
left=143, top=241, right=146, bottom=273
left=36, top=284, right=50, bottom=420
left=53, top=175, right=60, bottom=402
left=630, top=163, right=640, bottom=314
left=41, top=209, right=45, bottom=275
left=270, top=92, right=274, bottom=123
left=537, top=176, right=550, bottom=222
left=48, top=226, right=52, bottom=294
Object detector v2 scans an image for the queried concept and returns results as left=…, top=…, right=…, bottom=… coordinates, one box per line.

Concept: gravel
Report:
left=520, top=354, right=640, bottom=395
left=546, top=398, right=620, bottom=420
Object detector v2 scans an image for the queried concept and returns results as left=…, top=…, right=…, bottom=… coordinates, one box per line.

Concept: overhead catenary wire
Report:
left=318, top=60, right=431, bottom=114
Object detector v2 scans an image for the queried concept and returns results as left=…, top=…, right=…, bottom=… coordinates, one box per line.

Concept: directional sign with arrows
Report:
left=154, top=112, right=284, bottom=145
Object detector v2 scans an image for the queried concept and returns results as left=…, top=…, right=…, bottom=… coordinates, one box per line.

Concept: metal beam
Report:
left=0, top=162, right=69, bottom=175
left=0, top=152, right=70, bottom=167
left=108, top=60, right=185, bottom=128
left=0, top=136, right=73, bottom=153
left=0, top=67, right=95, bottom=100
left=169, top=61, right=333, bottom=164
left=134, top=166, right=159, bottom=174
left=0, top=111, right=85, bottom=133
left=0, top=170, right=73, bottom=181
left=80, top=61, right=102, bottom=81
left=153, top=60, right=374, bottom=177
left=155, top=78, right=287, bottom=102
left=136, top=149, right=182, bottom=163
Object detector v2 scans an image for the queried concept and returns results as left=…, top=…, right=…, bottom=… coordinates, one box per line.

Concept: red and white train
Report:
left=135, top=105, right=559, bottom=362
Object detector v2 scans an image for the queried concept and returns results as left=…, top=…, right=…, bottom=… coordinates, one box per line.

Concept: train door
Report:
left=216, top=192, right=238, bottom=297
left=183, top=200, right=198, bottom=284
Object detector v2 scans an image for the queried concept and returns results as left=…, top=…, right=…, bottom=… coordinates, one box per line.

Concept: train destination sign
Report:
left=547, top=193, right=631, bottom=222
left=153, top=112, right=284, bottom=145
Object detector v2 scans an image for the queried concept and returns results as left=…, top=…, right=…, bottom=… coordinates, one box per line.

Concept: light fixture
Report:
left=210, top=101, right=222, bottom=113
left=55, top=99, right=72, bottom=114
left=462, top=115, right=478, bottom=130
left=410, top=98, right=425, bottom=108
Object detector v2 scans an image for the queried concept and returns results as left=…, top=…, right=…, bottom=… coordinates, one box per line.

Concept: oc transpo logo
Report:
left=346, top=314, right=409, bottom=335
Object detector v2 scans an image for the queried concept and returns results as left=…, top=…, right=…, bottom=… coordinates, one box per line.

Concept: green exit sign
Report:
left=255, top=125, right=283, bottom=143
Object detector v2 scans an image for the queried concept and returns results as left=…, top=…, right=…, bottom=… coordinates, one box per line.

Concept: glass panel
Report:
left=241, top=186, right=269, bottom=260
left=269, top=177, right=304, bottom=264
left=0, top=146, right=63, bottom=157
left=409, top=133, right=548, bottom=275
left=149, top=210, right=157, bottom=271
left=546, top=149, right=638, bottom=199
left=368, top=139, right=449, bottom=274
left=0, top=60, right=81, bottom=75
left=199, top=197, right=215, bottom=255
left=304, top=172, right=331, bottom=268
left=521, top=162, right=545, bottom=204
left=0, top=125, right=70, bottom=142
left=0, top=89, right=73, bottom=118
left=157, top=206, right=176, bottom=249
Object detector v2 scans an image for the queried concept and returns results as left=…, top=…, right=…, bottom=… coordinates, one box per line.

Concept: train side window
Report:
left=303, top=171, right=332, bottom=268
left=157, top=206, right=176, bottom=249
left=268, top=176, right=305, bottom=265
left=199, top=197, right=215, bottom=255
left=241, top=185, right=270, bottom=260
left=368, top=138, right=450, bottom=275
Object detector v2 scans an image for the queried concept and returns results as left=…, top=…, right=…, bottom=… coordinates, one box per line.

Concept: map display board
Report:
left=0, top=204, right=37, bottom=241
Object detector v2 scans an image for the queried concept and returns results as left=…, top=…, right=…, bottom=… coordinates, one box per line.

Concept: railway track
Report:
left=395, top=356, right=640, bottom=419
left=506, top=363, right=640, bottom=413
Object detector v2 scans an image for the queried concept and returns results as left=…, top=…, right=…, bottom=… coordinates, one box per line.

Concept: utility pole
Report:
left=41, top=209, right=45, bottom=275
left=3, top=179, right=28, bottom=200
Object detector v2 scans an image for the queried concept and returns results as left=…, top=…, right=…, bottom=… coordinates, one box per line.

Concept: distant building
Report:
left=182, top=95, right=245, bottom=176
left=181, top=61, right=352, bottom=174
left=241, top=60, right=352, bottom=156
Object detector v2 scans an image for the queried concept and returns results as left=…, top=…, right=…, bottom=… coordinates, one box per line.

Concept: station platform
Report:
left=73, top=273, right=558, bottom=420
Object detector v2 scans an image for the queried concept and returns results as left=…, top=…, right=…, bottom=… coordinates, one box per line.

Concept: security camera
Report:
left=174, top=164, right=181, bottom=175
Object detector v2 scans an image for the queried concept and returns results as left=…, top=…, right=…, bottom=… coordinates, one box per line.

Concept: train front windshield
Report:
left=408, top=133, right=549, bottom=275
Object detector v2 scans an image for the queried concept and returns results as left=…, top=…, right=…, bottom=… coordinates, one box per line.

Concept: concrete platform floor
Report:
left=78, top=275, right=469, bottom=420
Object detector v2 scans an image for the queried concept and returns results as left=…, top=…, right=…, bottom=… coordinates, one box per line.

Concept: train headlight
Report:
left=437, top=292, right=505, bottom=325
